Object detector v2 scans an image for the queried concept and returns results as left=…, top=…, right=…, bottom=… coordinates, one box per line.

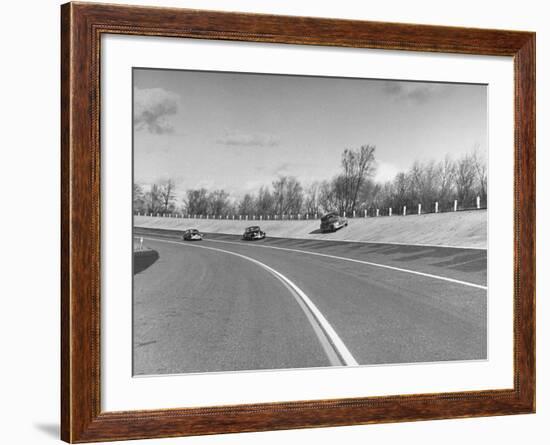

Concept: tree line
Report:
left=133, top=145, right=487, bottom=217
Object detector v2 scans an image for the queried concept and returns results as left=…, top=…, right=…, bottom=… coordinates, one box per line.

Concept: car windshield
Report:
left=246, top=226, right=260, bottom=232
left=189, top=229, right=199, bottom=233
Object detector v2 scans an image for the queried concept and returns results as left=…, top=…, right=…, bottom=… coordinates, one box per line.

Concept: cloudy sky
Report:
left=134, top=68, right=487, bottom=203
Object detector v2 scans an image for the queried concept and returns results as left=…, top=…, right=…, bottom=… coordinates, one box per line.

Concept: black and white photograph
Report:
left=132, top=68, right=488, bottom=376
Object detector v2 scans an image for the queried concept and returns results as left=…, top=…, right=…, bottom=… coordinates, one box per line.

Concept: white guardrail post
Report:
left=435, top=201, right=439, bottom=213
left=418, top=203, right=421, bottom=215
left=454, top=200, right=458, bottom=212
left=477, top=196, right=481, bottom=209
left=403, top=206, right=407, bottom=216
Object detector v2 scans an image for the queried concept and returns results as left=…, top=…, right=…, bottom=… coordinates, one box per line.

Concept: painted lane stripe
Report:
left=145, top=238, right=359, bottom=367
left=201, top=239, right=488, bottom=291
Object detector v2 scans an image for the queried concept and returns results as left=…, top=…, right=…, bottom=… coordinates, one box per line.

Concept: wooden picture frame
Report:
left=61, top=2, right=535, bottom=442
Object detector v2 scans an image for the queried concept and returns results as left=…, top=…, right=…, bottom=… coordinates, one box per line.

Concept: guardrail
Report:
left=134, top=197, right=486, bottom=221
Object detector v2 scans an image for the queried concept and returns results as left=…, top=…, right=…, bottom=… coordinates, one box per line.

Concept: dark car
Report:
left=182, top=228, right=203, bottom=241
left=242, top=226, right=266, bottom=241
left=320, top=212, right=348, bottom=232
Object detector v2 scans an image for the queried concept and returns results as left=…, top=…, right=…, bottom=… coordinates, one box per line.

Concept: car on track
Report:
left=320, top=212, right=348, bottom=232
left=182, top=229, right=203, bottom=241
left=242, top=226, right=266, bottom=241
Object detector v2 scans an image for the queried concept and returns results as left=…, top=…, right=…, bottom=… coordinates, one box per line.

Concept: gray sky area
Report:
left=134, top=68, right=487, bottom=203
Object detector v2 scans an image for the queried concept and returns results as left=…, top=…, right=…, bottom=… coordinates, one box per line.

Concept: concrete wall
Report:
left=135, top=209, right=487, bottom=248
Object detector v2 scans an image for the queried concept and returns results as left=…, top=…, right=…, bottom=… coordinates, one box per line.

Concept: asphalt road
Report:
left=133, top=230, right=487, bottom=375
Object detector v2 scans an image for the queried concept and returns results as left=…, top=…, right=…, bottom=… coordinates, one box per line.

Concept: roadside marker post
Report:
left=389, top=207, right=392, bottom=216
left=418, top=203, right=421, bottom=215
left=454, top=200, right=458, bottom=212
left=139, top=237, right=143, bottom=251
left=376, top=209, right=379, bottom=217
left=403, top=206, right=407, bottom=216
left=477, top=196, right=481, bottom=209
left=435, top=201, right=439, bottom=213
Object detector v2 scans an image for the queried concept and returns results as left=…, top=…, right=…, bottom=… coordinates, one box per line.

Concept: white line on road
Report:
left=145, top=238, right=359, bottom=367
left=202, top=239, right=487, bottom=291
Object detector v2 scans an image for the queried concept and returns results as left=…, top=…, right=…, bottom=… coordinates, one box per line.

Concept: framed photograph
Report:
left=61, top=2, right=535, bottom=442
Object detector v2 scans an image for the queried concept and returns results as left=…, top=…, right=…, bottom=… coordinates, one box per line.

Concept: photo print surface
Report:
left=132, top=68, right=488, bottom=376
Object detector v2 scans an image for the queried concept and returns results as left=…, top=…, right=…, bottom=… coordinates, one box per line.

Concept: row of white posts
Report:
left=136, top=197, right=482, bottom=219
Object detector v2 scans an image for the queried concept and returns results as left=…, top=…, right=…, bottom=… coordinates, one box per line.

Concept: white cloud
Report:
left=216, top=132, right=280, bottom=147
left=375, top=161, right=401, bottom=182
left=382, top=81, right=445, bottom=104
left=134, top=88, right=179, bottom=134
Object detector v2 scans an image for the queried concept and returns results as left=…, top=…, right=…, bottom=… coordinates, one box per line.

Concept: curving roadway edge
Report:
left=133, top=230, right=487, bottom=376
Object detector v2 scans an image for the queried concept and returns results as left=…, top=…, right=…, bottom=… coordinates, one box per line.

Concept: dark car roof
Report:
left=245, top=226, right=261, bottom=231
left=321, top=212, right=339, bottom=220
left=187, top=229, right=200, bottom=232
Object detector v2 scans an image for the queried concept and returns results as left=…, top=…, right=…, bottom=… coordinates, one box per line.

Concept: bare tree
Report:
left=256, top=186, right=275, bottom=215
left=455, top=154, right=477, bottom=207
left=145, top=184, right=162, bottom=214
left=159, top=179, right=176, bottom=213
left=238, top=194, right=256, bottom=216
left=377, top=181, right=395, bottom=209
left=339, top=145, right=376, bottom=214
left=185, top=188, right=209, bottom=215
left=208, top=189, right=230, bottom=216
left=303, top=182, right=321, bottom=216
left=318, top=180, right=337, bottom=215
left=472, top=148, right=487, bottom=205
left=272, top=176, right=304, bottom=215
left=357, top=179, right=381, bottom=211
left=133, top=183, right=145, bottom=213
left=408, top=160, right=439, bottom=211
left=141, top=145, right=487, bottom=219
left=392, top=172, right=410, bottom=211
left=437, top=154, right=456, bottom=207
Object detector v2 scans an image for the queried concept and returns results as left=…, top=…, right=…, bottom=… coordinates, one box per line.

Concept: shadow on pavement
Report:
left=308, top=229, right=324, bottom=234
left=134, top=249, right=159, bottom=274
